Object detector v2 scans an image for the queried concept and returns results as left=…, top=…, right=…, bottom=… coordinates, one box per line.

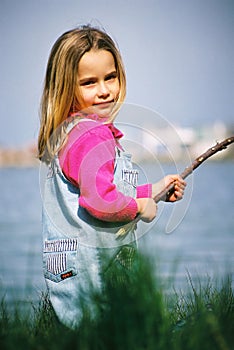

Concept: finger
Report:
left=180, top=180, right=186, bottom=188
left=175, top=175, right=186, bottom=186
left=174, top=184, right=185, bottom=192
left=176, top=180, right=186, bottom=190
left=170, top=176, right=186, bottom=190
left=174, top=191, right=183, bottom=201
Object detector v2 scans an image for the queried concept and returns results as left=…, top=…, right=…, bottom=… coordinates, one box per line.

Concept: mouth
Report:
left=93, top=100, right=114, bottom=108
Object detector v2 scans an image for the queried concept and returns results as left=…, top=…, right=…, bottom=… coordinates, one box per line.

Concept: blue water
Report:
left=0, top=163, right=233, bottom=304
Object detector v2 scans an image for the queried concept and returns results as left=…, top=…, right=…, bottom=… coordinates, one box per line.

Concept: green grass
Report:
left=0, top=253, right=233, bottom=350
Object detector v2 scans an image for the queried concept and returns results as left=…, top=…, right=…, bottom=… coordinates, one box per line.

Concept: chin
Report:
left=94, top=106, right=113, bottom=119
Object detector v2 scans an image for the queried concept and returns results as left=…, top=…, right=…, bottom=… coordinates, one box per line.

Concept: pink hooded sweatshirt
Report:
left=59, top=116, right=152, bottom=223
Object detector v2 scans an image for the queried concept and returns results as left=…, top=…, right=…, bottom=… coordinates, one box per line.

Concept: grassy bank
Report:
left=0, top=253, right=233, bottom=350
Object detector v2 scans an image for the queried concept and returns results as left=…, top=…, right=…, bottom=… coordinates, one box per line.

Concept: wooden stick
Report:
left=153, top=136, right=234, bottom=203
left=116, top=136, right=234, bottom=238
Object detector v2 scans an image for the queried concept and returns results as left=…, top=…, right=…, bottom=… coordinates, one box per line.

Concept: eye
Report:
left=105, top=72, right=117, bottom=81
left=80, top=80, right=96, bottom=86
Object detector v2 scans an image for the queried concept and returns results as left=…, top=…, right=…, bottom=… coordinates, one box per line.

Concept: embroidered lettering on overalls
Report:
left=122, top=169, right=139, bottom=188
left=44, top=238, right=78, bottom=252
left=47, top=253, right=67, bottom=275
left=61, top=271, right=73, bottom=280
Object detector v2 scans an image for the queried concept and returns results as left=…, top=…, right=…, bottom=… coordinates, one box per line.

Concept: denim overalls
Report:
left=42, top=119, right=139, bottom=328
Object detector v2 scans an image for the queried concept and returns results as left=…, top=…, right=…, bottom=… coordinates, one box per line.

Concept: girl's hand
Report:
left=136, top=198, right=157, bottom=223
left=152, top=175, right=186, bottom=202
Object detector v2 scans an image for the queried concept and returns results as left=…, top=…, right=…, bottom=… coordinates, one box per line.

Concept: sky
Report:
left=0, top=0, right=233, bottom=146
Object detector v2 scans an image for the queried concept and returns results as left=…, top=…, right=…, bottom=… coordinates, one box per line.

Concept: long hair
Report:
left=38, top=25, right=126, bottom=164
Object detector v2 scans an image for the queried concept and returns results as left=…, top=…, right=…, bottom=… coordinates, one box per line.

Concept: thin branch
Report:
left=153, top=136, right=234, bottom=203
left=117, top=136, right=234, bottom=238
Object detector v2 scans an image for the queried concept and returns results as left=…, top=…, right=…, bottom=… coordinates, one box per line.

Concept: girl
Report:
left=38, top=25, right=186, bottom=328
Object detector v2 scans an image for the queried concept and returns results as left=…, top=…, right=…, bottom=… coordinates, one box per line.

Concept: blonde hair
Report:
left=38, top=25, right=126, bottom=163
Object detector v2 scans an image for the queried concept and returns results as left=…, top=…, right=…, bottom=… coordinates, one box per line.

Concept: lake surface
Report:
left=0, top=162, right=233, bottom=305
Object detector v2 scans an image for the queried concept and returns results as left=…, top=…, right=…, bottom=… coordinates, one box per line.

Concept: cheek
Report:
left=80, top=88, right=96, bottom=105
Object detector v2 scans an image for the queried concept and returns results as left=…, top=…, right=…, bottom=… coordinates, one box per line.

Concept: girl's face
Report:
left=77, top=49, right=120, bottom=118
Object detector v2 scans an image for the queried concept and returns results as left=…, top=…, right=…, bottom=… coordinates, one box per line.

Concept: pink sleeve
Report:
left=60, top=125, right=138, bottom=223
left=136, top=184, right=152, bottom=198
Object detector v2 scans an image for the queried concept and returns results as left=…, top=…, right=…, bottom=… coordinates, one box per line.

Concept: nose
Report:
left=97, top=81, right=110, bottom=99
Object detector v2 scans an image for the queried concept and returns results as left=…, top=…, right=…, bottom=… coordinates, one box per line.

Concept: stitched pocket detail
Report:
left=43, top=238, right=78, bottom=283
left=46, top=253, right=67, bottom=275
left=44, top=238, right=78, bottom=252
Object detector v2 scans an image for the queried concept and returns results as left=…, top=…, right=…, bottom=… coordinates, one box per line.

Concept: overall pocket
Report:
left=43, top=238, right=78, bottom=283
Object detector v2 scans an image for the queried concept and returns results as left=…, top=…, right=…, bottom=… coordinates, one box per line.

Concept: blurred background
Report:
left=0, top=0, right=233, bottom=305
left=0, top=0, right=233, bottom=147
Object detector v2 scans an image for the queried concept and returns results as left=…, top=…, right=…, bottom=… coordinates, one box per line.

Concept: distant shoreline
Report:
left=0, top=144, right=39, bottom=168
left=0, top=147, right=233, bottom=169
left=1, top=126, right=234, bottom=167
